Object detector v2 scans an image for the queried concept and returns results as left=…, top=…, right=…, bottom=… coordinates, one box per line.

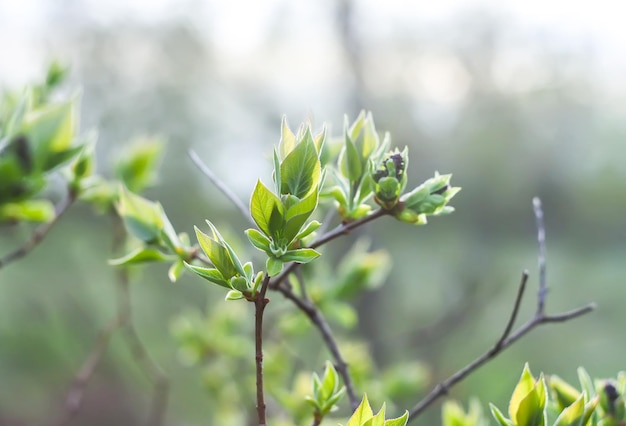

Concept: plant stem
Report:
left=254, top=274, right=272, bottom=425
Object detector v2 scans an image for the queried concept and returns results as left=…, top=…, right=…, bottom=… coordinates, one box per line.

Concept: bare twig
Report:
left=533, top=197, right=547, bottom=314
left=0, top=187, right=77, bottom=269
left=53, top=317, right=123, bottom=426
left=54, top=215, right=169, bottom=426
left=275, top=282, right=359, bottom=410
left=271, top=209, right=388, bottom=289
left=188, top=149, right=255, bottom=228
left=405, top=198, right=596, bottom=422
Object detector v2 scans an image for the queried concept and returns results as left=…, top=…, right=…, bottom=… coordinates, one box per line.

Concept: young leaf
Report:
left=283, top=189, right=319, bottom=242
left=266, top=257, right=283, bottom=277
left=509, top=363, right=537, bottom=420
left=347, top=394, right=374, bottom=426
left=295, top=220, right=321, bottom=241
left=279, top=115, right=297, bottom=159
left=168, top=259, right=186, bottom=282
left=384, top=411, right=409, bottom=426
left=245, top=228, right=271, bottom=252
left=116, top=186, right=163, bottom=243
left=281, top=248, right=320, bottom=264
left=108, top=247, right=175, bottom=266
left=365, top=404, right=386, bottom=426
left=250, top=179, right=283, bottom=237
left=319, top=361, right=339, bottom=401
left=225, top=290, right=244, bottom=300
left=341, top=136, right=363, bottom=182
left=280, top=128, right=321, bottom=198
left=183, top=263, right=229, bottom=288
left=489, top=404, right=514, bottom=426
left=553, top=393, right=585, bottom=426
left=194, top=226, right=238, bottom=280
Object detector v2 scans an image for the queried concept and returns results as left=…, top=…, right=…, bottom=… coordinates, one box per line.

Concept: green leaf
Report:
left=245, top=228, right=271, bottom=252
left=183, top=262, right=230, bottom=288
left=283, top=188, right=319, bottom=242
left=489, top=404, right=514, bottom=426
left=384, top=411, right=409, bottom=426
left=168, top=259, right=186, bottom=282
left=365, top=404, right=386, bottom=426
left=116, top=186, right=163, bottom=243
left=225, top=290, right=244, bottom=300
left=205, top=221, right=246, bottom=277
left=341, top=136, right=363, bottom=181
left=320, top=361, right=338, bottom=401
left=266, top=257, right=283, bottom=277
left=279, top=115, right=297, bottom=159
left=578, top=368, right=596, bottom=399
left=510, top=363, right=537, bottom=420
left=515, top=381, right=546, bottom=426
left=194, top=226, right=238, bottom=280
left=347, top=394, right=374, bottom=426
left=295, top=220, right=321, bottom=241
left=250, top=179, right=283, bottom=237
left=21, top=98, right=77, bottom=171
left=281, top=248, right=320, bottom=264
left=280, top=128, right=321, bottom=198
left=273, top=148, right=282, bottom=194
left=554, top=394, right=585, bottom=426
left=108, top=247, right=175, bottom=266
left=115, top=138, right=163, bottom=192
left=0, top=199, right=54, bottom=222
left=42, top=144, right=84, bottom=171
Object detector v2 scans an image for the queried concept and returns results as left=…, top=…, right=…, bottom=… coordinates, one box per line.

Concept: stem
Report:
left=406, top=197, right=596, bottom=422
left=254, top=274, right=272, bottom=426
left=275, top=283, right=359, bottom=409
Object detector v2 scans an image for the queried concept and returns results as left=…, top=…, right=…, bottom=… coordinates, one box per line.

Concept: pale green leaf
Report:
left=168, top=259, right=186, bottom=282
left=295, top=220, right=321, bottom=241
left=384, top=411, right=409, bottom=426
left=250, top=179, right=283, bottom=237
left=280, top=128, right=321, bottom=198
left=0, top=199, right=54, bottom=222
left=510, top=363, right=537, bottom=420
left=266, top=257, right=283, bottom=277
left=489, top=404, right=514, bottom=426
left=108, top=246, right=175, bottom=266
left=347, top=394, right=374, bottom=426
left=225, top=290, right=244, bottom=300
left=116, top=186, right=163, bottom=243
left=194, top=226, right=238, bottom=279
left=183, top=262, right=230, bottom=288
left=281, top=248, right=320, bottom=264
left=283, top=188, right=318, bottom=242
left=554, top=393, right=585, bottom=426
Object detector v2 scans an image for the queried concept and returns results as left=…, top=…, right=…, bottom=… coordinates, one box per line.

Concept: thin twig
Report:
left=496, top=271, right=528, bottom=348
left=275, top=282, right=359, bottom=410
left=188, top=149, right=255, bottom=228
left=271, top=209, right=388, bottom=289
left=405, top=199, right=596, bottom=423
left=53, top=316, right=123, bottom=426
left=54, top=215, right=169, bottom=426
left=0, top=188, right=77, bottom=269
left=254, top=274, right=272, bottom=426
left=533, top=197, right=547, bottom=314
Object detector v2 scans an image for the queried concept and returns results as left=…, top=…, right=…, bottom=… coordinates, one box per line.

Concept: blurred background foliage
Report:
left=0, top=0, right=625, bottom=425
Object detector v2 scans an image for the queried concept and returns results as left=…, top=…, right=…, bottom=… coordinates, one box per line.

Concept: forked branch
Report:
left=406, top=198, right=596, bottom=422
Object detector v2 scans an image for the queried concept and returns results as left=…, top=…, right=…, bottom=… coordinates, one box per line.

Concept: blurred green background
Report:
left=1, top=1, right=625, bottom=425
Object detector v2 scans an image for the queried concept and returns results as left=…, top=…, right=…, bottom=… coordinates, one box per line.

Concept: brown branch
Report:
left=274, top=282, right=359, bottom=410
left=254, top=273, right=272, bottom=426
left=270, top=208, right=388, bottom=289
left=0, top=187, right=77, bottom=269
left=405, top=198, right=596, bottom=422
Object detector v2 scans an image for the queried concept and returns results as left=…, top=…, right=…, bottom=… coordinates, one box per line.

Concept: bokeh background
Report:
left=1, top=0, right=625, bottom=425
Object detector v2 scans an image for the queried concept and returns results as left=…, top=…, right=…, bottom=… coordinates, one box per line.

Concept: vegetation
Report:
left=0, top=65, right=614, bottom=426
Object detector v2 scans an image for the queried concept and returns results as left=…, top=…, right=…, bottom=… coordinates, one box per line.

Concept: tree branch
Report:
left=275, top=281, right=359, bottom=410
left=254, top=273, right=272, bottom=426
left=0, top=187, right=77, bottom=269
left=188, top=149, right=255, bottom=228
left=405, top=198, right=596, bottom=422
left=53, top=215, right=169, bottom=426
